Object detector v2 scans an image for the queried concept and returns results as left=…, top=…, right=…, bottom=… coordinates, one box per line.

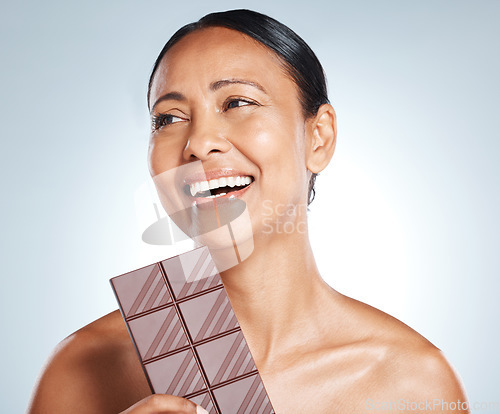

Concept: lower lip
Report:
left=192, top=183, right=253, bottom=209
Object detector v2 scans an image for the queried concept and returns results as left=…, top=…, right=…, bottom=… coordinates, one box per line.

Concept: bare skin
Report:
left=28, top=27, right=469, bottom=413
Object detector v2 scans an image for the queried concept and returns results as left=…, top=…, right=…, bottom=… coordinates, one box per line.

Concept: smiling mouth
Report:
left=184, top=175, right=254, bottom=198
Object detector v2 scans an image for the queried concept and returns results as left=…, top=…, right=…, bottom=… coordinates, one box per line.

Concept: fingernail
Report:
left=196, top=405, right=209, bottom=414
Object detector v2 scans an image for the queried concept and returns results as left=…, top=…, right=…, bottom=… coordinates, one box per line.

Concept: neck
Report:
left=218, top=227, right=335, bottom=366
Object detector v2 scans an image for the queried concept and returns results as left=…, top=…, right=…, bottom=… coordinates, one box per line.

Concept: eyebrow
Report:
left=151, top=79, right=267, bottom=112
left=151, top=92, right=186, bottom=112
left=210, top=78, right=267, bottom=93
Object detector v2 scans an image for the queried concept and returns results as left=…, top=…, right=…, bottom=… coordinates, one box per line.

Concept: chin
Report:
left=167, top=197, right=256, bottom=272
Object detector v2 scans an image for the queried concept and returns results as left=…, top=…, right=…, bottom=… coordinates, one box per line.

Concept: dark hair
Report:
left=147, top=9, right=329, bottom=205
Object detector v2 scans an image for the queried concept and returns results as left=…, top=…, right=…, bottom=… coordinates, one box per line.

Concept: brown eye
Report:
left=151, top=114, right=184, bottom=131
left=224, top=99, right=254, bottom=111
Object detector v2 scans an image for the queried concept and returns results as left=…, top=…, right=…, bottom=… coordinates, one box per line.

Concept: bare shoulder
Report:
left=366, top=344, right=470, bottom=413
left=27, top=310, right=151, bottom=414
left=336, top=294, right=469, bottom=412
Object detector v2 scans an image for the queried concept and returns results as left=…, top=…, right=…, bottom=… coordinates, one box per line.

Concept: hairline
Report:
left=147, top=25, right=316, bottom=119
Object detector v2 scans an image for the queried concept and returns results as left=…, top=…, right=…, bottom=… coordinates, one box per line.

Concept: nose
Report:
left=182, top=115, right=232, bottom=161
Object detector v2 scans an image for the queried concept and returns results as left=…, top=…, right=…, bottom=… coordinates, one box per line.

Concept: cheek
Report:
left=148, top=137, right=183, bottom=177
left=233, top=115, right=308, bottom=196
left=240, top=118, right=306, bottom=173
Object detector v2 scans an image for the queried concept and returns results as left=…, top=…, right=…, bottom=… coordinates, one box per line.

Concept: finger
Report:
left=119, top=394, right=208, bottom=414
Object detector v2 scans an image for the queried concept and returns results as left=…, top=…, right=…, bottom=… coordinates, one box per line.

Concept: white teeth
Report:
left=188, top=175, right=253, bottom=197
left=190, top=182, right=201, bottom=196
left=200, top=181, right=209, bottom=192
left=208, top=179, right=219, bottom=189
left=206, top=192, right=226, bottom=199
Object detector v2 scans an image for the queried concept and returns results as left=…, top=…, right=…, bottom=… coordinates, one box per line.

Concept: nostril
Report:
left=183, top=133, right=232, bottom=161
left=189, top=148, right=222, bottom=160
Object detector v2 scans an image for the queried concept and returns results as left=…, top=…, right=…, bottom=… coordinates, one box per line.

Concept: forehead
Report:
left=149, top=26, right=295, bottom=104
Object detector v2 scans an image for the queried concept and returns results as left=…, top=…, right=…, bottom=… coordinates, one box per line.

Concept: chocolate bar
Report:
left=110, top=246, right=275, bottom=413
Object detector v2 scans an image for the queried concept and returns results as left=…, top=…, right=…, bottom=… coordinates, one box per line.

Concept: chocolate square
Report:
left=212, top=373, right=274, bottom=413
left=162, top=247, right=221, bottom=300
left=178, top=288, right=239, bottom=342
left=144, top=349, right=205, bottom=396
left=128, top=307, right=188, bottom=360
left=195, top=330, right=256, bottom=386
left=188, top=393, right=217, bottom=414
left=111, top=263, right=171, bottom=318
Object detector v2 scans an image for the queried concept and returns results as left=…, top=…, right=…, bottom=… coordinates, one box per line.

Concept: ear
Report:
left=305, top=104, right=337, bottom=174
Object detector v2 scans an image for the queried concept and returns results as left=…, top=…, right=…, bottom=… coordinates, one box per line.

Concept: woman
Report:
left=27, top=9, right=468, bottom=414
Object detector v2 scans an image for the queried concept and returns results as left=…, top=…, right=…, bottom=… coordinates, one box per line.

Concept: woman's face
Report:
left=148, top=27, right=313, bottom=243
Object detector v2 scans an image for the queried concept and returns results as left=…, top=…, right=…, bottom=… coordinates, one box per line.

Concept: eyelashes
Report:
left=151, top=98, right=260, bottom=132
left=223, top=97, right=256, bottom=110
left=151, top=114, right=183, bottom=131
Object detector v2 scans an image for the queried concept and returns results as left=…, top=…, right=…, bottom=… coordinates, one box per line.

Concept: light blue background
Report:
left=1, top=0, right=498, bottom=412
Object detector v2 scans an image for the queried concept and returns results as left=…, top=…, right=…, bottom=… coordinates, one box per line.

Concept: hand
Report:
left=119, top=394, right=209, bottom=414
